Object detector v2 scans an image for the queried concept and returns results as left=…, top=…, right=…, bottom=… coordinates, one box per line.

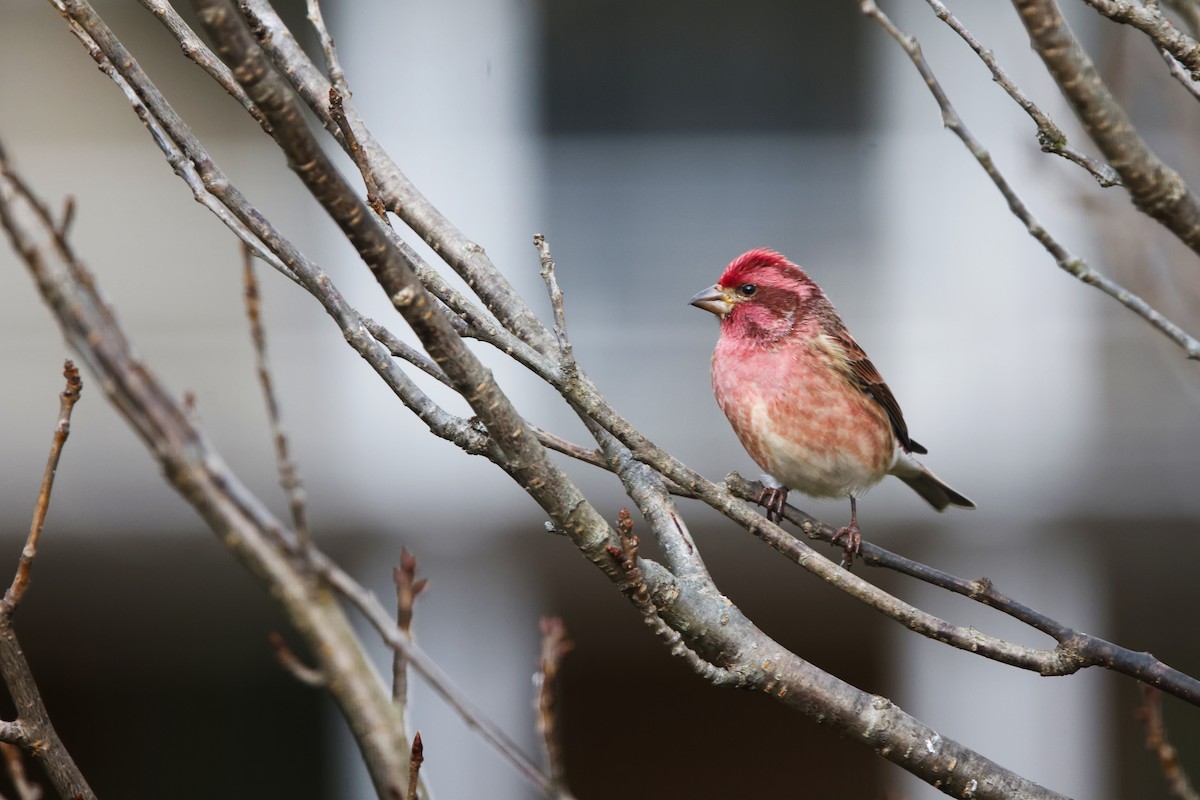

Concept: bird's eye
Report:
left=738, top=284, right=757, bottom=297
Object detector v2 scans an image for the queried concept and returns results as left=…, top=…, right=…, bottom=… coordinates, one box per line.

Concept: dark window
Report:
left=539, top=1, right=866, bottom=134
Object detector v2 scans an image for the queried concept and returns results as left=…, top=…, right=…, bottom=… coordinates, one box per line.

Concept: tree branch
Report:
left=0, top=138, right=414, bottom=800
left=1137, top=687, right=1200, bottom=800
left=1082, top=0, right=1200, bottom=79
left=3, top=361, right=82, bottom=614
left=236, top=0, right=562, bottom=357
left=242, top=247, right=310, bottom=549
left=1014, top=0, right=1200, bottom=258
left=191, top=0, right=622, bottom=572
left=22, top=2, right=1199, bottom=795
left=865, top=0, right=1200, bottom=360
left=923, top=0, right=1122, bottom=186
left=0, top=349, right=94, bottom=798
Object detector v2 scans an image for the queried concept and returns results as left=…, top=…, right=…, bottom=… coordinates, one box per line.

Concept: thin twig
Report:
left=0, top=273, right=95, bottom=800
left=2, top=126, right=412, bottom=798
left=536, top=617, right=572, bottom=796
left=365, top=319, right=451, bottom=384
left=604, top=508, right=738, bottom=686
left=242, top=247, right=311, bottom=550
left=722, top=472, right=1200, bottom=700
left=1014, top=0, right=1200, bottom=259
left=1136, top=687, right=1200, bottom=800
left=268, top=632, right=326, bottom=687
left=923, top=0, right=1121, bottom=186
left=3, top=361, right=82, bottom=614
left=392, top=548, right=427, bottom=710
left=527, top=425, right=607, bottom=470
left=864, top=0, right=1200, bottom=360
left=534, top=234, right=573, bottom=364
left=305, top=0, right=348, bottom=95
left=1081, top=0, right=1200, bottom=79
left=1159, top=46, right=1200, bottom=99
left=57, top=197, right=75, bottom=240
left=55, top=0, right=490, bottom=460
left=138, top=0, right=272, bottom=132
left=365, top=319, right=611, bottom=473
left=145, top=0, right=555, bottom=373
left=234, top=0, right=562, bottom=358
left=406, top=733, right=424, bottom=800
left=316, top=556, right=556, bottom=795
left=329, top=88, right=388, bottom=220
left=0, top=743, right=42, bottom=800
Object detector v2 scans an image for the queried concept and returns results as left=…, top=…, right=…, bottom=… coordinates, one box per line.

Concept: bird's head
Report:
left=689, top=248, right=821, bottom=344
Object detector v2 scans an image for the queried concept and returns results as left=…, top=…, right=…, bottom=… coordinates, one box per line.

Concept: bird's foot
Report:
left=756, top=486, right=789, bottom=523
left=832, top=523, right=862, bottom=569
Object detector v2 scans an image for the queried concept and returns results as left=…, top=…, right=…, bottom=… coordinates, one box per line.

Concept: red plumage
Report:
left=690, top=248, right=973, bottom=559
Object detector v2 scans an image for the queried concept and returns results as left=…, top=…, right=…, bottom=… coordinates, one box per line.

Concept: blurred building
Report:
left=0, top=1, right=1197, bottom=798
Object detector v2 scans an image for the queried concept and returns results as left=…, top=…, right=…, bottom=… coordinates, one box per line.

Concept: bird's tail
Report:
left=890, top=453, right=975, bottom=512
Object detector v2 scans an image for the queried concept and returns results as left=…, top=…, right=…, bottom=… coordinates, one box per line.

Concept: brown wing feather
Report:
left=822, top=321, right=927, bottom=455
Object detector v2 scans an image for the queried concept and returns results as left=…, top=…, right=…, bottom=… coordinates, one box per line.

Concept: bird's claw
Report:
left=757, top=486, right=789, bottom=523
left=832, top=524, right=862, bottom=569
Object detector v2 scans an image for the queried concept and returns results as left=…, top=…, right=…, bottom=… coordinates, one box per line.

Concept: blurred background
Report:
left=1, top=1, right=1199, bottom=797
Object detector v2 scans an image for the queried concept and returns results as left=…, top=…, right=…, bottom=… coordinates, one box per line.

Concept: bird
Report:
left=690, top=247, right=973, bottom=562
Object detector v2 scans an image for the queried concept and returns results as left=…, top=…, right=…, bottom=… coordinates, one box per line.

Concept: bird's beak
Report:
left=689, top=284, right=734, bottom=317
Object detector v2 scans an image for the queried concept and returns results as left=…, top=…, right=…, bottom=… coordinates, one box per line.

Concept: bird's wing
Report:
left=821, top=323, right=927, bottom=455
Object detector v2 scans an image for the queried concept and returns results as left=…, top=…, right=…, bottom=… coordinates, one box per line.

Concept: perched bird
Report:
left=690, top=248, right=973, bottom=559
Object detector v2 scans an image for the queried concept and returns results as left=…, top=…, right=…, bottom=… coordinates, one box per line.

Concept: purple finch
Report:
left=690, top=248, right=973, bottom=559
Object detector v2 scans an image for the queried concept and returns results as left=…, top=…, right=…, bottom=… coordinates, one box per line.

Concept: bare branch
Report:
left=0, top=742, right=43, bottom=800
left=26, top=3, right=1197, bottom=795
left=233, top=0, right=562, bottom=357
left=243, top=248, right=311, bottom=550
left=636, top=558, right=1070, bottom=799
left=534, top=234, right=574, bottom=364
left=3, top=361, right=82, bottom=614
left=138, top=0, right=272, bottom=132
left=329, top=89, right=389, bottom=221
left=1014, top=0, right=1200, bottom=258
left=268, top=632, right=327, bottom=688
left=1159, top=45, right=1200, bottom=99
left=864, top=0, right=1200, bottom=360
left=536, top=617, right=572, bottom=796
left=391, top=548, right=426, bottom=712
left=54, top=0, right=493, bottom=456
left=316, top=556, right=556, bottom=795
left=605, top=509, right=739, bottom=686
left=192, top=0, right=622, bottom=572
left=923, top=0, right=1122, bottom=186
left=0, top=329, right=94, bottom=800
left=56, top=196, right=75, bottom=240
left=1082, top=0, right=1200, bottom=78
left=305, top=0, right=348, bottom=96
left=1137, top=687, right=1200, bottom=800
left=0, top=136, right=413, bottom=799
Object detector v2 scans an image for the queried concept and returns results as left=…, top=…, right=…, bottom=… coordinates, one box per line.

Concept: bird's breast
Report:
left=711, top=336, right=895, bottom=498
